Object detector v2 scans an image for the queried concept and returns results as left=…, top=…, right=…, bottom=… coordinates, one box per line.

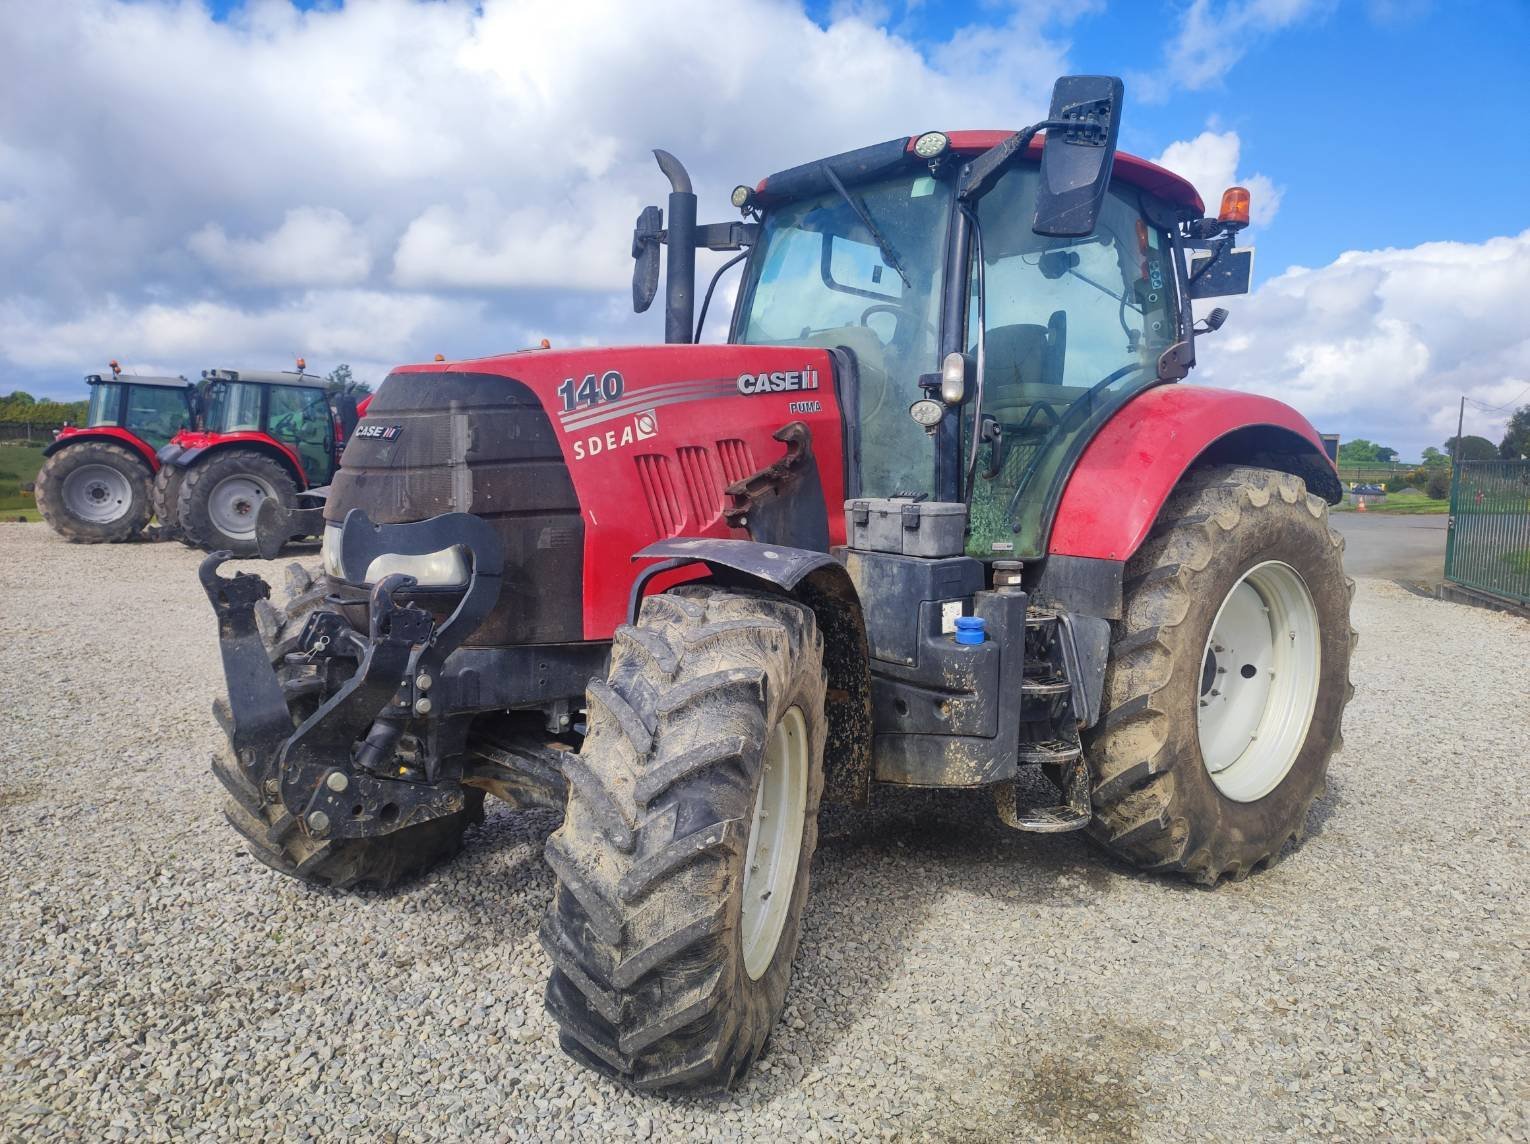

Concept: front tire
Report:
left=35, top=441, right=152, bottom=543
left=178, top=449, right=296, bottom=555
left=541, top=586, right=827, bottom=1093
left=1084, top=466, right=1355, bottom=885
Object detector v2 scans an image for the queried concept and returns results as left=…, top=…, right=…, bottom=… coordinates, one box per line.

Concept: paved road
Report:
left=1330, top=512, right=1447, bottom=585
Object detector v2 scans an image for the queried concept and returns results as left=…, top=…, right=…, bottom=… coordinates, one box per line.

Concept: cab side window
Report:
left=267, top=385, right=333, bottom=483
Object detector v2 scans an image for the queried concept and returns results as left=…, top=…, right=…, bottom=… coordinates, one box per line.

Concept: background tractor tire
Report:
left=1083, top=465, right=1355, bottom=885
left=35, top=440, right=152, bottom=543
left=541, top=585, right=827, bottom=1094
left=151, top=463, right=194, bottom=544
left=178, top=449, right=297, bottom=556
left=214, top=562, right=483, bottom=891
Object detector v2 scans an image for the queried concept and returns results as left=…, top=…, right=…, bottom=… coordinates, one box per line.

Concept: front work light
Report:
left=731, top=184, right=755, bottom=210
left=1218, top=186, right=1251, bottom=229
left=365, top=547, right=469, bottom=589
left=913, top=131, right=949, bottom=160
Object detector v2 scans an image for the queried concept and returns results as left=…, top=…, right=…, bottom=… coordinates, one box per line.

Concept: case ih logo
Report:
left=354, top=424, right=402, bottom=440
left=737, top=367, right=820, bottom=395
left=571, top=408, right=658, bottom=461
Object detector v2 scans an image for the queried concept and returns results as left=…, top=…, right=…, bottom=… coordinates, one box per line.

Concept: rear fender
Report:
left=632, top=537, right=873, bottom=807
left=1048, top=385, right=1341, bottom=566
left=173, top=435, right=307, bottom=488
left=43, top=427, right=159, bottom=472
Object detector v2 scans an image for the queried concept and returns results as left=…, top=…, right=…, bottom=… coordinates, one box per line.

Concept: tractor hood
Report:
left=350, top=342, right=851, bottom=639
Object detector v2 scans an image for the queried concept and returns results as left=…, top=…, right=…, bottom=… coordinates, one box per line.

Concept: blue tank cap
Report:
left=953, top=615, right=986, bottom=645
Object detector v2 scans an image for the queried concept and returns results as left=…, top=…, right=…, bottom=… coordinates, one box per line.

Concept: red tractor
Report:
left=35, top=364, right=195, bottom=543
left=203, top=77, right=1352, bottom=1093
left=154, top=367, right=366, bottom=554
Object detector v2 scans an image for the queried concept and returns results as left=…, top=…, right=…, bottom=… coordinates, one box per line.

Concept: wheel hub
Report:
left=61, top=463, right=133, bottom=524
left=208, top=474, right=276, bottom=540
left=741, top=705, right=808, bottom=980
left=1197, top=560, right=1322, bottom=802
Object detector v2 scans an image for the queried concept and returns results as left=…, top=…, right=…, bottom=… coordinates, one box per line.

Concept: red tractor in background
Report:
left=203, top=76, right=1353, bottom=1094
left=35, top=363, right=195, bottom=542
left=154, top=366, right=369, bottom=554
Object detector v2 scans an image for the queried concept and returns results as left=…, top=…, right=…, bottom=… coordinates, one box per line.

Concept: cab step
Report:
left=994, top=742, right=1092, bottom=834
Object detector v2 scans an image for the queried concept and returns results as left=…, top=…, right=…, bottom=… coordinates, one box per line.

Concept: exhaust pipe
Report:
left=654, top=149, right=696, bottom=344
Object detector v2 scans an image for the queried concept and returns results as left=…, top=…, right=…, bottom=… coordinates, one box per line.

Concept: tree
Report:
left=324, top=363, right=371, bottom=397
left=1337, top=438, right=1396, bottom=464
left=1444, top=434, right=1498, bottom=462
left=1420, top=446, right=1448, bottom=467
left=1500, top=405, right=1530, bottom=460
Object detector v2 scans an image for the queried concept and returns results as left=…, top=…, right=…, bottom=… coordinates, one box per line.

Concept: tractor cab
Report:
left=77, top=369, right=196, bottom=453
left=193, top=368, right=343, bottom=488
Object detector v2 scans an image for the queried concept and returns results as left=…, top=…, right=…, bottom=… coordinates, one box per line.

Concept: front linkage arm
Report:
left=200, top=509, right=505, bottom=843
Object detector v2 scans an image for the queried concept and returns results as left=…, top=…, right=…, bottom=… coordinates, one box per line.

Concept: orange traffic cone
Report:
left=1357, top=497, right=1367, bottom=512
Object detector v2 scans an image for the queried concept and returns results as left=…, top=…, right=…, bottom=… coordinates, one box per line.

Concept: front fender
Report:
left=1048, top=385, right=1340, bottom=563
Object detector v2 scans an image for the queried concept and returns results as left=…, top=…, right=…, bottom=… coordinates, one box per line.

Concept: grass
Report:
left=0, top=442, right=47, bottom=522
left=1332, top=489, right=1451, bottom=514
left=1502, top=550, right=1530, bottom=576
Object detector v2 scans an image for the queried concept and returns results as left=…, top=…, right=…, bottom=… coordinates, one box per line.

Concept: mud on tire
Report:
left=540, top=585, right=827, bottom=1093
left=35, top=440, right=152, bottom=543
left=1083, top=465, right=1356, bottom=885
left=151, top=463, right=193, bottom=544
left=214, top=563, right=483, bottom=891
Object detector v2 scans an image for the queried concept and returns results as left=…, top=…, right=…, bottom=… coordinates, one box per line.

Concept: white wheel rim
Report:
left=741, top=705, right=808, bottom=981
left=1197, top=560, right=1322, bottom=803
left=61, top=463, right=133, bottom=523
left=208, top=473, right=275, bottom=540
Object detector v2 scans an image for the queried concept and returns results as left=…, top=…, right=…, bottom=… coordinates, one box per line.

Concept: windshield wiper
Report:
left=819, top=162, right=911, bottom=289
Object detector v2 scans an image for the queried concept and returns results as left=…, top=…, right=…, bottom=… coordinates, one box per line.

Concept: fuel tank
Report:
left=332, top=343, right=850, bottom=642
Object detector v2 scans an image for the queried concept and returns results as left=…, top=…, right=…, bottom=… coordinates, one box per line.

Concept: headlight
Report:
left=321, top=523, right=344, bottom=579
left=364, top=547, right=469, bottom=588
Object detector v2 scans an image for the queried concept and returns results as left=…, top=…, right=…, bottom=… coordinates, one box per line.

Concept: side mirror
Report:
left=631, top=205, right=663, bottom=314
left=1033, top=75, right=1123, bottom=238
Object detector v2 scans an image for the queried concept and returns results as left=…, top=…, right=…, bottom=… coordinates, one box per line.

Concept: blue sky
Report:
left=3, top=0, right=1528, bottom=456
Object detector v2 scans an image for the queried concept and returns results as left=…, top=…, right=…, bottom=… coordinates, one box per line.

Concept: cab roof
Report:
left=85, top=373, right=189, bottom=388
left=755, top=131, right=1204, bottom=216
left=201, top=368, right=327, bottom=389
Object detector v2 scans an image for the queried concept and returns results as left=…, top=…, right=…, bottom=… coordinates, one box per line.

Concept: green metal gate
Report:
left=1445, top=460, right=1530, bottom=605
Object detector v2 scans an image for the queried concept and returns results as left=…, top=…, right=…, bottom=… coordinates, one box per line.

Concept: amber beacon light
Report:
left=1218, top=186, right=1251, bottom=229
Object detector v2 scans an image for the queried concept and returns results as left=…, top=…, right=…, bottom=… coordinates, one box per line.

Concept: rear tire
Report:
left=35, top=440, right=152, bottom=543
left=541, top=585, right=827, bottom=1093
left=214, top=562, right=482, bottom=890
left=151, top=463, right=193, bottom=544
left=179, top=449, right=296, bottom=555
left=1083, top=466, right=1355, bottom=885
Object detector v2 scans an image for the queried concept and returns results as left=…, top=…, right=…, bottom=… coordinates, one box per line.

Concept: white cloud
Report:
left=1193, top=230, right=1530, bottom=458
left=189, top=207, right=372, bottom=286
left=1152, top=130, right=1282, bottom=227
left=1136, top=0, right=1331, bottom=99
left=0, top=0, right=1074, bottom=395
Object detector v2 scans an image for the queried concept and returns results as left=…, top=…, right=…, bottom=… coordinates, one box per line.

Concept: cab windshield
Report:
left=736, top=173, right=951, bottom=497
left=202, top=381, right=264, bottom=433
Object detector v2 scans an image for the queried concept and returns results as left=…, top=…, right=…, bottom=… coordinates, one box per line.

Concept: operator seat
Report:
left=981, top=323, right=1053, bottom=423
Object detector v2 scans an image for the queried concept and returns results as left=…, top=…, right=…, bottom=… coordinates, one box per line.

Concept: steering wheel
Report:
left=859, top=302, right=938, bottom=342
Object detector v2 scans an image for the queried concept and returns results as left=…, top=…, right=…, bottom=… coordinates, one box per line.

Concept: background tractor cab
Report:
left=154, top=365, right=360, bottom=554
left=203, top=76, right=1349, bottom=1097
left=35, top=363, right=194, bottom=543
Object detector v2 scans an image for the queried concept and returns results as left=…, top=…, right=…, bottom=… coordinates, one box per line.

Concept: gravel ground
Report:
left=2, top=521, right=1527, bottom=1142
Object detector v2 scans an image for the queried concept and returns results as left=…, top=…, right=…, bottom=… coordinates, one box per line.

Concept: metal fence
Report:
left=1445, top=460, right=1530, bottom=605
left=0, top=423, right=65, bottom=442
